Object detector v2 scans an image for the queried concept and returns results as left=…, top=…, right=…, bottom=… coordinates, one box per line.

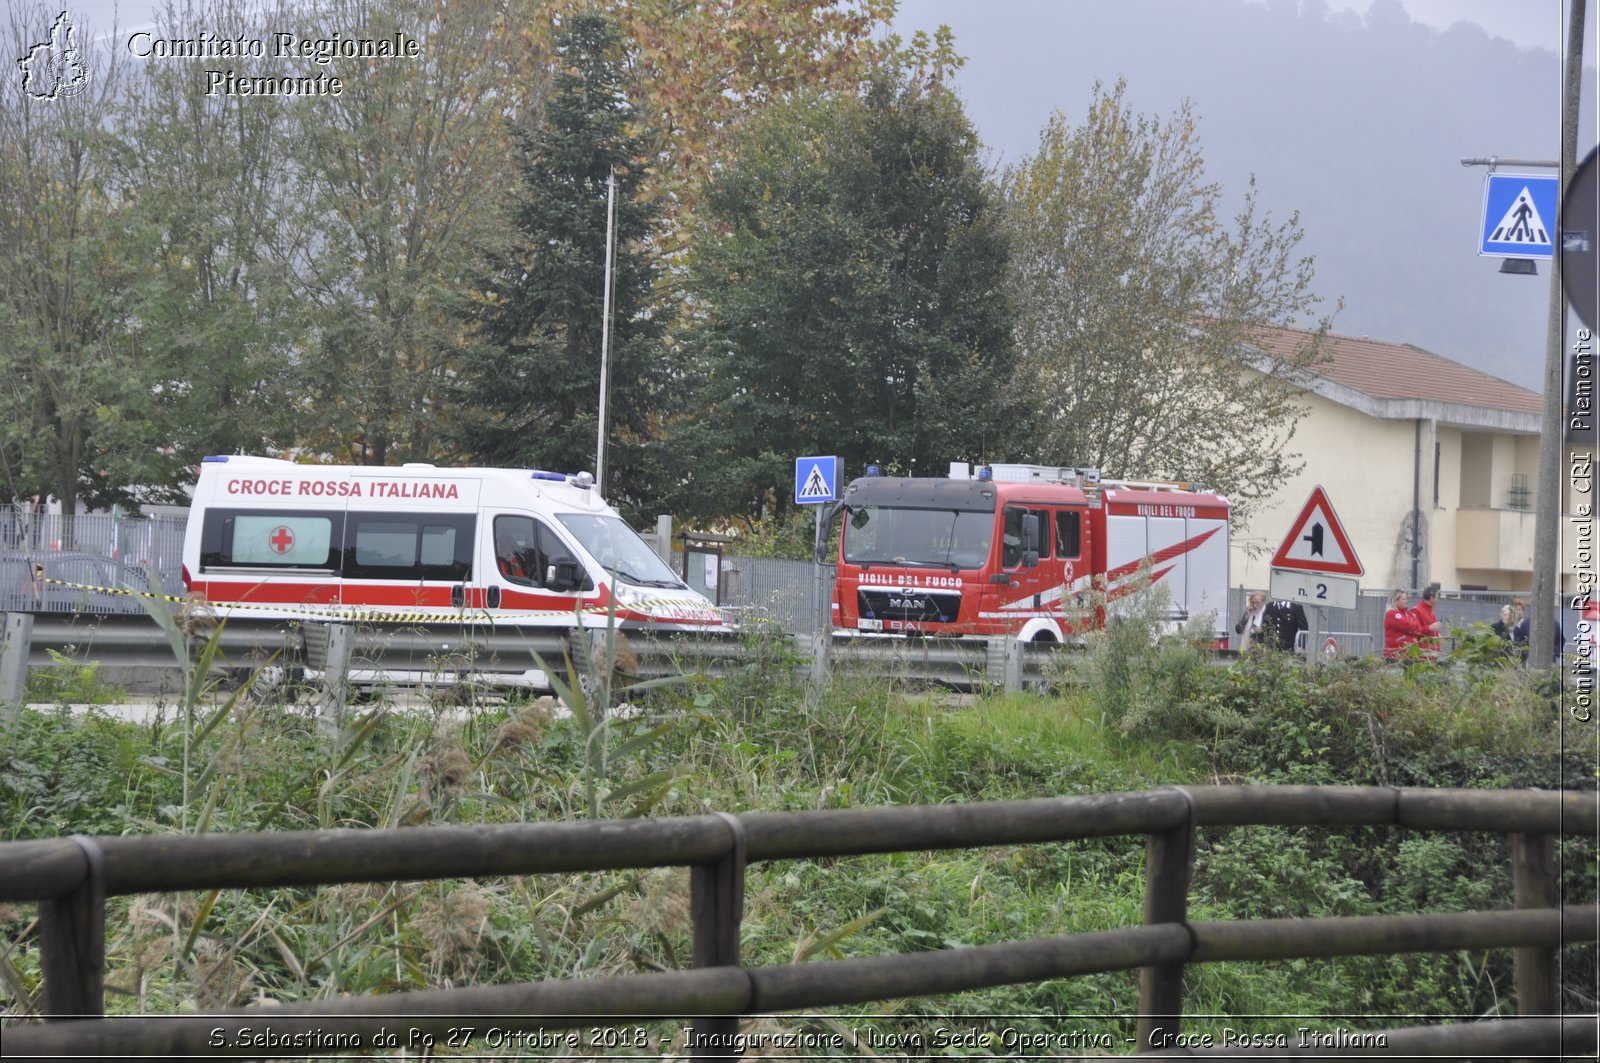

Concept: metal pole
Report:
left=596, top=169, right=617, bottom=491
left=1533, top=0, right=1587, bottom=668
left=1303, top=604, right=1322, bottom=665
left=1412, top=417, right=1422, bottom=591
left=1459, top=157, right=1561, bottom=170
left=1, top=612, right=32, bottom=709
left=812, top=506, right=824, bottom=634
left=809, top=506, right=830, bottom=690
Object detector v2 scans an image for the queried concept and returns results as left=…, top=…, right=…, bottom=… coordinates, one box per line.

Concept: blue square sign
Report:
left=1480, top=173, right=1559, bottom=259
left=794, top=455, right=840, bottom=505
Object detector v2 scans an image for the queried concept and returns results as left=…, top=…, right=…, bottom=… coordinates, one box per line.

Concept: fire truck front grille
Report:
left=857, top=588, right=962, bottom=624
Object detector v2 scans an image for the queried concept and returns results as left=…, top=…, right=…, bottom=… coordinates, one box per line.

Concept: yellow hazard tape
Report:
left=36, top=578, right=723, bottom=626
left=35, top=577, right=194, bottom=609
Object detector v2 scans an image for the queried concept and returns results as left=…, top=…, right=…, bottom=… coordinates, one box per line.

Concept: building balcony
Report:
left=1456, top=506, right=1534, bottom=573
left=1456, top=506, right=1596, bottom=592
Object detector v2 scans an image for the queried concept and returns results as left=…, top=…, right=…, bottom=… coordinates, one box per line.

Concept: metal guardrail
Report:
left=1, top=613, right=1078, bottom=697
left=0, top=786, right=1594, bottom=1059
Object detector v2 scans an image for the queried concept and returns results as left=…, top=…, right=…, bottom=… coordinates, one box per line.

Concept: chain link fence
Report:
left=0, top=507, right=187, bottom=614
left=1227, top=586, right=1588, bottom=662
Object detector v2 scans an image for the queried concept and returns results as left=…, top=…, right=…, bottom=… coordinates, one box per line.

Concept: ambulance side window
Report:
left=494, top=516, right=583, bottom=589
left=201, top=511, right=340, bottom=570
left=344, top=513, right=475, bottom=581
left=1055, top=511, right=1082, bottom=559
left=495, top=516, right=540, bottom=587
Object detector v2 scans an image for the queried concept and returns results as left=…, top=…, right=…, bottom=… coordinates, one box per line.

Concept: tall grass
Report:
left=0, top=609, right=1588, bottom=1046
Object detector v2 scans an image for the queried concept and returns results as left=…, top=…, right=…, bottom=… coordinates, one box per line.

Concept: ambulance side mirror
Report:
left=547, top=559, right=585, bottom=592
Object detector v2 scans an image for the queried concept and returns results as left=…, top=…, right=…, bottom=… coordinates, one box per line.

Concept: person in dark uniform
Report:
left=1261, top=598, right=1309, bottom=652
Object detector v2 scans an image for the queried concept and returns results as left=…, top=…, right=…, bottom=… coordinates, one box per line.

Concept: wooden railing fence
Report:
left=0, top=785, right=1595, bottom=1060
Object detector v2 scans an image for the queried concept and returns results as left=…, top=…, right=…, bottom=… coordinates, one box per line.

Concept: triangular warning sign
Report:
left=1488, top=187, right=1551, bottom=247
left=1270, top=486, right=1363, bottom=576
left=798, top=464, right=831, bottom=499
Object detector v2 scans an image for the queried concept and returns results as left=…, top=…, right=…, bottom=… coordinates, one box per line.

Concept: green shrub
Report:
left=22, top=649, right=126, bottom=705
left=1080, top=579, right=1219, bottom=738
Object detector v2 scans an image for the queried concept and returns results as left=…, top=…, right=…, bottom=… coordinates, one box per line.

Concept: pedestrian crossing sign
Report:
left=794, top=455, right=840, bottom=505
left=1479, top=173, right=1559, bottom=259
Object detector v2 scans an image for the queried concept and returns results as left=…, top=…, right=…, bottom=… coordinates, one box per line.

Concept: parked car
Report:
left=0, top=553, right=158, bottom=614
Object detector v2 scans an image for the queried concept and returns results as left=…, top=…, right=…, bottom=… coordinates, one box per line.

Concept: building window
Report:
left=1433, top=443, right=1440, bottom=506
left=1506, top=473, right=1531, bottom=510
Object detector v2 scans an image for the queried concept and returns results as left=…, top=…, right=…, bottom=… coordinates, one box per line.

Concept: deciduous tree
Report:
left=609, top=0, right=901, bottom=224
left=1002, top=80, right=1334, bottom=525
left=0, top=5, right=151, bottom=522
left=292, top=0, right=547, bottom=466
left=113, top=0, right=309, bottom=484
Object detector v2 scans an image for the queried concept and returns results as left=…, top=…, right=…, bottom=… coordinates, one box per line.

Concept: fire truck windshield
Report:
left=842, top=507, right=994, bottom=570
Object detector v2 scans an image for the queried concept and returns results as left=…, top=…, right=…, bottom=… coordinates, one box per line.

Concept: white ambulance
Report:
left=181, top=456, right=723, bottom=684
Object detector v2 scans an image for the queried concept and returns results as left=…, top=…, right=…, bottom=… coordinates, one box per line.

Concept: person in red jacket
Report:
left=1411, top=583, right=1443, bottom=659
left=1383, top=588, right=1428, bottom=660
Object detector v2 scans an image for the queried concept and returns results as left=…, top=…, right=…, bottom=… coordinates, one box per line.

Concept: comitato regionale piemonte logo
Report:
left=19, top=10, right=89, bottom=101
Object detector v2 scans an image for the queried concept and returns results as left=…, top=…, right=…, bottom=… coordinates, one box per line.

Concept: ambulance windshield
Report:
left=842, top=507, right=994, bottom=570
left=556, top=514, right=684, bottom=588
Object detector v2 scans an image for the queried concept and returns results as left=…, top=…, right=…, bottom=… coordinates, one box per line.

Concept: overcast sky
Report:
left=894, top=0, right=1572, bottom=172
left=889, top=0, right=1596, bottom=393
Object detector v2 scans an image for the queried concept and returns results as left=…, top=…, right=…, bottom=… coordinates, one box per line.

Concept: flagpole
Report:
left=596, top=168, right=617, bottom=491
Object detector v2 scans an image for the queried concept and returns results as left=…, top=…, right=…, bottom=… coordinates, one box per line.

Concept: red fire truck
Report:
left=831, top=463, right=1230, bottom=643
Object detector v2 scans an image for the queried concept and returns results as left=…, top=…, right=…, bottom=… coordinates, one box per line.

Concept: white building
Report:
left=1234, top=325, right=1587, bottom=596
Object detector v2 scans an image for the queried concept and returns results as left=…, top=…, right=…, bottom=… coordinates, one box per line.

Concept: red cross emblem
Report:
left=268, top=525, right=295, bottom=554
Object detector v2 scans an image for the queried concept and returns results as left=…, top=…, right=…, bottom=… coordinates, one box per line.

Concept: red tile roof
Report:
left=1244, top=324, right=1542, bottom=416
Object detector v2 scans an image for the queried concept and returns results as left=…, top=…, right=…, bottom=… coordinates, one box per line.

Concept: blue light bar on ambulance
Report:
left=202, top=455, right=231, bottom=463
left=530, top=470, right=598, bottom=489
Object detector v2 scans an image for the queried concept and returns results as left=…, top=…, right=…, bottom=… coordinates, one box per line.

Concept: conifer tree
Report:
left=674, top=65, right=1015, bottom=521
left=457, top=12, right=666, bottom=517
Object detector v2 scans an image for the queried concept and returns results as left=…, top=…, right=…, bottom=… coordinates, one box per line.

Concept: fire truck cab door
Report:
left=997, top=505, right=1052, bottom=610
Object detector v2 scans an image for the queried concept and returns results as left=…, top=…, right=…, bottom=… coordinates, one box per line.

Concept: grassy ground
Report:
left=0, top=615, right=1592, bottom=1056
